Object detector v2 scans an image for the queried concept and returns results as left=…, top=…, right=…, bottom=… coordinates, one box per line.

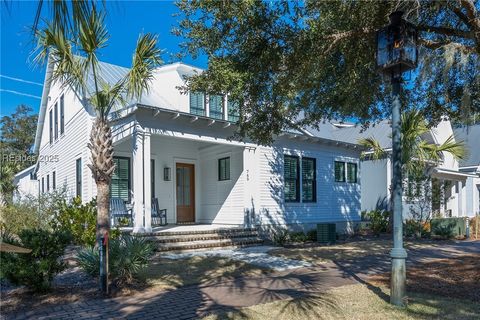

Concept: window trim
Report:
left=301, top=157, right=317, bottom=203
left=284, top=155, right=300, bottom=203
left=76, top=158, right=82, bottom=199
left=218, top=157, right=231, bottom=181
left=111, top=156, right=131, bottom=203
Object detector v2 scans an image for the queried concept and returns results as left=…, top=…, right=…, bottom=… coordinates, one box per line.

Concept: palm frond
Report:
left=358, top=137, right=386, bottom=160
left=434, top=135, right=467, bottom=160
left=90, top=81, right=127, bottom=117
left=126, top=33, right=163, bottom=99
left=33, top=21, right=87, bottom=95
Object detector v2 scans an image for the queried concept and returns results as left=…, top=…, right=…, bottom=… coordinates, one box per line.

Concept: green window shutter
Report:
left=284, top=155, right=299, bottom=202
left=227, top=99, right=240, bottom=122
left=335, top=161, right=345, bottom=182
left=347, top=163, right=357, bottom=183
left=302, top=157, right=316, bottom=202
left=209, top=94, right=224, bottom=120
left=111, top=157, right=130, bottom=203
left=190, top=92, right=205, bottom=116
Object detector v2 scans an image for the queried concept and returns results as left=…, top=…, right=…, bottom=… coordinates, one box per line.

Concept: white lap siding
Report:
left=255, top=138, right=361, bottom=230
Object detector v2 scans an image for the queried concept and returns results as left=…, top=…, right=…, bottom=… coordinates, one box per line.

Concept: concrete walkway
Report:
left=163, top=246, right=313, bottom=271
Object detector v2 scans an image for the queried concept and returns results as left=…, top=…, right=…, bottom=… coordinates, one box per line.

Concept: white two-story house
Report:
left=16, top=58, right=363, bottom=234
left=327, top=119, right=479, bottom=218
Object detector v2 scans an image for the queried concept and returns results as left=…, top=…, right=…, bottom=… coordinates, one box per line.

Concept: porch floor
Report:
left=121, top=223, right=245, bottom=234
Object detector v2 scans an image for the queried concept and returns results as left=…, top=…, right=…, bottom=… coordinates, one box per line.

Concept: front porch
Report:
left=110, top=108, right=258, bottom=233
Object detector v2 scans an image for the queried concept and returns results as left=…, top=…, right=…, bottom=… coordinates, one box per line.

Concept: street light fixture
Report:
left=376, top=11, right=418, bottom=307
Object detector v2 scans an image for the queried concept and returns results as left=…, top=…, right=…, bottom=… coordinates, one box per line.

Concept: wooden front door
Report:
left=176, top=163, right=195, bottom=223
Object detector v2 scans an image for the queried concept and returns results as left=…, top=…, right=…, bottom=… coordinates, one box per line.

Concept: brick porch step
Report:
left=139, top=227, right=264, bottom=252
left=149, top=231, right=259, bottom=243
left=155, top=237, right=264, bottom=252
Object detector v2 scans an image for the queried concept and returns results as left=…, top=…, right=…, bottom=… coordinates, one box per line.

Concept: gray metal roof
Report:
left=85, top=59, right=130, bottom=95
left=307, top=120, right=393, bottom=148
left=454, top=125, right=480, bottom=168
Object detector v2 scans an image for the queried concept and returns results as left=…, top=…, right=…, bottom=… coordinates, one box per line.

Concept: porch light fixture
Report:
left=164, top=167, right=171, bottom=181
left=376, top=11, right=418, bottom=307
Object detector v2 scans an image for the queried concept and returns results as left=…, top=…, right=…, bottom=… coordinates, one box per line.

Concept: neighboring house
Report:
left=24, top=58, right=363, bottom=234
left=454, top=124, right=480, bottom=217
left=13, top=165, right=38, bottom=201
left=325, top=119, right=479, bottom=218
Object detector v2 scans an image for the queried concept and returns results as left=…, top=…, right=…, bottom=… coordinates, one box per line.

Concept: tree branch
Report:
left=417, top=25, right=474, bottom=39
left=449, top=4, right=474, bottom=28
left=459, top=0, right=480, bottom=30
left=419, top=38, right=475, bottom=54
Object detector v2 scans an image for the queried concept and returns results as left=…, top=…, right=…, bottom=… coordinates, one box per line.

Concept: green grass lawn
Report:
left=138, top=255, right=272, bottom=289
left=202, top=283, right=480, bottom=320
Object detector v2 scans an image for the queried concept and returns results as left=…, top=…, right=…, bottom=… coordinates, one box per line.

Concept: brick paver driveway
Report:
left=2, top=262, right=355, bottom=320
left=2, top=240, right=478, bottom=320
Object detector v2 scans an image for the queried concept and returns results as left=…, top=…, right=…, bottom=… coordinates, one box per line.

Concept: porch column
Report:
left=458, top=180, right=464, bottom=217
left=144, top=132, right=152, bottom=232
left=439, top=179, right=446, bottom=217
left=132, top=125, right=144, bottom=233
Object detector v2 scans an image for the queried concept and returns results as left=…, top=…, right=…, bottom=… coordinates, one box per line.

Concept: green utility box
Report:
left=317, top=223, right=336, bottom=244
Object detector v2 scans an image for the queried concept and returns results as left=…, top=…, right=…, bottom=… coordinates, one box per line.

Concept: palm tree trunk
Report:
left=87, top=117, right=116, bottom=240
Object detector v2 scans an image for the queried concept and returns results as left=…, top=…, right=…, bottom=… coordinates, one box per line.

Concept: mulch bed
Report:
left=368, top=254, right=480, bottom=302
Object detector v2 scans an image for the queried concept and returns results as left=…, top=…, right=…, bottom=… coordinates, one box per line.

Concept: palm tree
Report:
left=359, top=109, right=466, bottom=177
left=359, top=109, right=466, bottom=226
left=34, top=7, right=161, bottom=247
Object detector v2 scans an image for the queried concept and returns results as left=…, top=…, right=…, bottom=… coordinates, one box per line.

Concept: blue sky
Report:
left=0, top=1, right=207, bottom=117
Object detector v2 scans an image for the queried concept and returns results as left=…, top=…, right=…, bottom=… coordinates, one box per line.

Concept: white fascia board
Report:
left=33, top=56, right=54, bottom=155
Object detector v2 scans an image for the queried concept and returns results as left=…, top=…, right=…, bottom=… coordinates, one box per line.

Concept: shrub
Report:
left=432, top=224, right=454, bottom=239
left=306, top=229, right=317, bottom=241
left=0, top=189, right=66, bottom=235
left=0, top=229, right=70, bottom=292
left=366, top=210, right=390, bottom=236
left=270, top=228, right=289, bottom=246
left=290, top=231, right=309, bottom=243
left=52, top=197, right=97, bottom=246
left=404, top=219, right=423, bottom=238
left=469, top=217, right=479, bottom=239
left=51, top=197, right=121, bottom=247
left=77, top=235, right=155, bottom=285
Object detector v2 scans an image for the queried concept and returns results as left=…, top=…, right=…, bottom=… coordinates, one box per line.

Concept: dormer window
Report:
left=190, top=92, right=205, bottom=116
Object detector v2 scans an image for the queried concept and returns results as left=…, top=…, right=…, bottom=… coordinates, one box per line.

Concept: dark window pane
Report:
left=302, top=157, right=316, bottom=202
left=284, top=155, right=299, bottom=202
left=54, top=103, right=58, bottom=140
left=209, top=94, right=224, bottom=120
left=227, top=99, right=240, bottom=122
left=218, top=157, right=230, bottom=181
left=76, top=158, right=82, bottom=199
left=347, top=163, right=357, bottom=183
left=49, top=109, right=53, bottom=144
left=52, top=171, right=56, bottom=190
left=111, top=157, right=131, bottom=203
left=190, top=92, right=205, bottom=116
left=60, top=95, right=65, bottom=134
left=335, top=161, right=345, bottom=182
